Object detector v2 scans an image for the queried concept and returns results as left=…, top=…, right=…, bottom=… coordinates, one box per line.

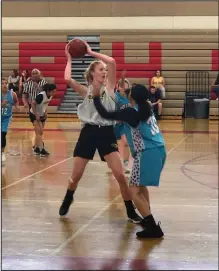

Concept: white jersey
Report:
left=77, top=85, right=116, bottom=126
left=30, top=91, right=52, bottom=117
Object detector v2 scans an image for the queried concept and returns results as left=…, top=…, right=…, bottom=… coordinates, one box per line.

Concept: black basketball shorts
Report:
left=29, top=112, right=46, bottom=123
left=73, top=124, right=118, bottom=161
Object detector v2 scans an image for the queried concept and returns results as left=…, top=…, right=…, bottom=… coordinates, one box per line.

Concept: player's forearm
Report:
left=154, top=99, right=161, bottom=105
left=89, top=51, right=115, bottom=65
left=64, top=58, right=72, bottom=82
left=93, top=96, right=119, bottom=121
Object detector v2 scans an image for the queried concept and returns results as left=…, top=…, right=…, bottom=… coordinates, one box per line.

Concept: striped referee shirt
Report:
left=23, top=78, right=47, bottom=104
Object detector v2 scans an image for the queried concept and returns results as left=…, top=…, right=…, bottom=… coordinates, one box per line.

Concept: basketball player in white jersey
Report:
left=59, top=42, right=141, bottom=223
left=30, top=83, right=56, bottom=156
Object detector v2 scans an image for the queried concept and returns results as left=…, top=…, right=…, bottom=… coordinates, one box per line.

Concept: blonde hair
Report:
left=2, top=77, right=7, bottom=82
left=84, top=60, right=103, bottom=84
left=117, top=78, right=130, bottom=89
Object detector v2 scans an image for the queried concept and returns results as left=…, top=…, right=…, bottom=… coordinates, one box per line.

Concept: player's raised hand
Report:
left=83, top=41, right=92, bottom=55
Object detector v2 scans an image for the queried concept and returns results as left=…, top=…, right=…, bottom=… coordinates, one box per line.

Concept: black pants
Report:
left=2, top=132, right=7, bottom=149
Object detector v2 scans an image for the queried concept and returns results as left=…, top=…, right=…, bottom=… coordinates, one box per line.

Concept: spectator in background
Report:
left=151, top=70, right=165, bottom=99
left=211, top=73, right=219, bottom=100
left=148, top=86, right=162, bottom=120
left=8, top=69, right=20, bottom=95
left=22, top=69, right=47, bottom=112
left=19, top=69, right=30, bottom=95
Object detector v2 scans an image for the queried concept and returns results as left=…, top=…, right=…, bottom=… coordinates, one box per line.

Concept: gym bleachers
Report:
left=2, top=35, right=67, bottom=112
left=100, top=30, right=218, bottom=117
left=2, top=30, right=218, bottom=118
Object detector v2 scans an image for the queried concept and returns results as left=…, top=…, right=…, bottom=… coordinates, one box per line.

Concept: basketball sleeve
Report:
left=35, top=94, right=44, bottom=104
left=93, top=96, right=139, bottom=127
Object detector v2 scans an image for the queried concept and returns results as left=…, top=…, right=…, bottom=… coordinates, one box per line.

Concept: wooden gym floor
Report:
left=1, top=118, right=218, bottom=270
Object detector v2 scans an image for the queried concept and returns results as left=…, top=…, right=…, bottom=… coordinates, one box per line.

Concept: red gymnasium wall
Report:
left=17, top=40, right=218, bottom=84
left=2, top=30, right=218, bottom=115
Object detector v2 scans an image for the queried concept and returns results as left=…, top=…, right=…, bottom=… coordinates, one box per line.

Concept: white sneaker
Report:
left=2, top=153, right=6, bottom=163
left=124, top=161, right=131, bottom=174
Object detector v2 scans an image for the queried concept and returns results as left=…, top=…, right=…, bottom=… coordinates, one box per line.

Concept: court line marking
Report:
left=2, top=133, right=191, bottom=255
left=51, top=134, right=190, bottom=255
left=165, top=134, right=189, bottom=156
left=1, top=134, right=188, bottom=192
left=2, top=159, right=109, bottom=191
left=181, top=152, right=218, bottom=190
left=2, top=199, right=217, bottom=208
left=50, top=194, right=121, bottom=256
left=1, top=157, right=73, bottom=190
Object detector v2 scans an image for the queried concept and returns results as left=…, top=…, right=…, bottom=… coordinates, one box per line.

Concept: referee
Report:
left=22, top=69, right=47, bottom=112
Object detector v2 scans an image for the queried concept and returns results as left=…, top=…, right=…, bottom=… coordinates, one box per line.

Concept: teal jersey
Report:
left=1, top=90, right=14, bottom=117
left=115, top=91, right=131, bottom=110
left=124, top=114, right=165, bottom=157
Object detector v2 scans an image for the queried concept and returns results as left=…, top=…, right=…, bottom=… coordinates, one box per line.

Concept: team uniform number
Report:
left=147, top=116, right=159, bottom=135
left=2, top=107, right=8, bottom=116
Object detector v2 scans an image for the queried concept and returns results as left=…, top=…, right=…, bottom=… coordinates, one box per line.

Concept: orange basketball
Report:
left=68, top=38, right=87, bottom=58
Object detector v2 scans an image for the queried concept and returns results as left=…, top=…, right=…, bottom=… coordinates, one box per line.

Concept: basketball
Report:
left=68, top=38, right=87, bottom=58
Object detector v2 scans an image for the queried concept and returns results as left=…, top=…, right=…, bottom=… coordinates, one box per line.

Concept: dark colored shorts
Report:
left=29, top=112, right=46, bottom=123
left=114, top=122, right=125, bottom=141
left=73, top=124, right=118, bottom=161
left=130, top=146, right=166, bottom=187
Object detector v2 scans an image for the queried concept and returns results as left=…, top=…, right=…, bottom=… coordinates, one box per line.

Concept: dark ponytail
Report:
left=43, top=83, right=57, bottom=93
left=130, top=84, right=152, bottom=121
left=138, top=101, right=152, bottom=121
